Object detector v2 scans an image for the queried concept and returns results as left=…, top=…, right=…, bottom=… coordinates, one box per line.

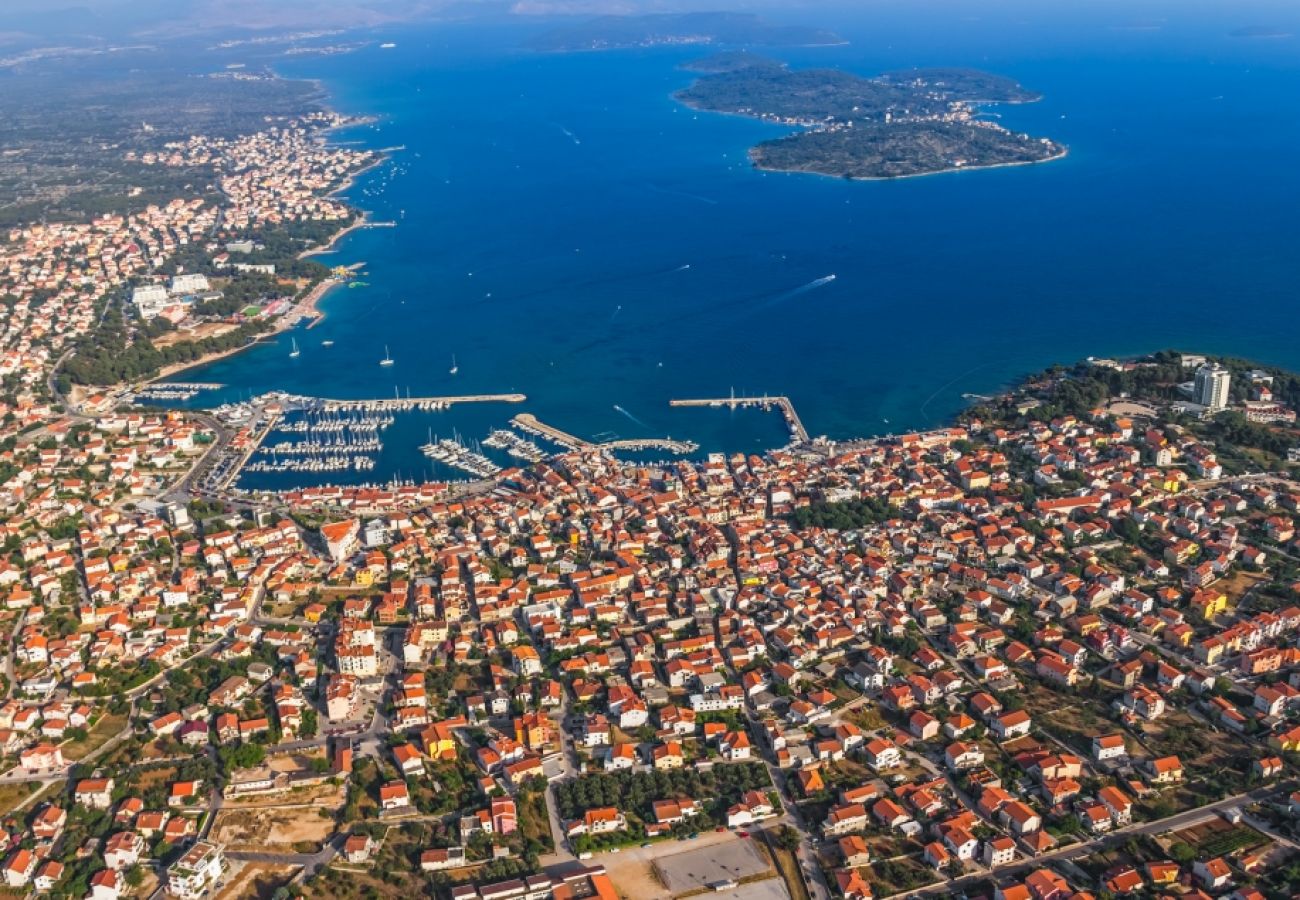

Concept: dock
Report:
left=669, top=393, right=810, bottom=444
left=511, top=414, right=591, bottom=451
left=313, top=393, right=527, bottom=411
left=512, top=414, right=699, bottom=456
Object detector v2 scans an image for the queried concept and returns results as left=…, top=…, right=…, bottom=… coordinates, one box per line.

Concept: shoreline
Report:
left=149, top=275, right=345, bottom=384
left=750, top=145, right=1070, bottom=182
left=149, top=110, right=389, bottom=385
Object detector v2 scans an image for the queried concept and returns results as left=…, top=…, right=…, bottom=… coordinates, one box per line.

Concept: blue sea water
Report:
left=177, top=0, right=1300, bottom=489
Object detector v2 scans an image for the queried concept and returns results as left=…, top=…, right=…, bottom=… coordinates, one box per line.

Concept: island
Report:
left=676, top=53, right=1066, bottom=179
left=527, top=12, right=845, bottom=53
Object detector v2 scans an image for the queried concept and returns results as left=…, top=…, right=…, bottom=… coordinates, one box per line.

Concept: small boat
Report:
left=321, top=340, right=335, bottom=347
left=379, top=345, right=395, bottom=367
left=289, top=338, right=300, bottom=359
left=449, top=354, right=459, bottom=375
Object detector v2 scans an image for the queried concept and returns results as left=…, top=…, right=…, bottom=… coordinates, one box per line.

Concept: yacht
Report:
left=449, top=354, right=459, bottom=375
left=289, top=338, right=300, bottom=359
left=379, top=345, right=395, bottom=367
left=321, top=339, right=334, bottom=347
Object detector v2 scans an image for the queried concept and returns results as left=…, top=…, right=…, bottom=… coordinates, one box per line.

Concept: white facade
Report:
left=1194, top=363, right=1230, bottom=411
left=169, top=274, right=210, bottom=296
left=167, top=841, right=225, bottom=899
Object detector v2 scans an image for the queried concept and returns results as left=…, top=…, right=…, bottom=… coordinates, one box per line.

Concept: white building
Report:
left=166, top=841, right=225, bottom=899
left=132, top=284, right=171, bottom=319
left=1194, top=363, right=1231, bottom=411
left=169, top=274, right=210, bottom=296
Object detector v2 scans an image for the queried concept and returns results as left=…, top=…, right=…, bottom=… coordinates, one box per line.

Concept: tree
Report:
left=776, top=825, right=802, bottom=851
left=1170, top=841, right=1196, bottom=864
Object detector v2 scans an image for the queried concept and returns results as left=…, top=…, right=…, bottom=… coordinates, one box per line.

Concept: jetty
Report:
left=670, top=392, right=810, bottom=444
left=512, top=414, right=699, bottom=456
left=511, top=414, right=590, bottom=450
left=313, top=393, right=526, bottom=412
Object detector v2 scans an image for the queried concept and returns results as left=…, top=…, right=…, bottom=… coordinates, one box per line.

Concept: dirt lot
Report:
left=228, top=782, right=345, bottom=809
left=154, top=321, right=239, bottom=347
left=212, top=804, right=337, bottom=851
left=267, top=752, right=324, bottom=774
left=215, top=861, right=298, bottom=900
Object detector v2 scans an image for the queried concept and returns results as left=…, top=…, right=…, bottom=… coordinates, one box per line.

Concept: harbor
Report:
left=197, top=390, right=819, bottom=494
left=669, top=392, right=811, bottom=444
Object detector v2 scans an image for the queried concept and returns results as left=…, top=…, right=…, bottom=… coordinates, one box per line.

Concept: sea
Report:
left=170, top=0, right=1300, bottom=490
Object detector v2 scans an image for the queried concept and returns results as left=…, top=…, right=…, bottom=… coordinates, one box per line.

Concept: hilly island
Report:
left=676, top=53, right=1066, bottom=179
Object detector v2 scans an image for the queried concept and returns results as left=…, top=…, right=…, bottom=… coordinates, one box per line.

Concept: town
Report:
left=2, top=54, right=1300, bottom=900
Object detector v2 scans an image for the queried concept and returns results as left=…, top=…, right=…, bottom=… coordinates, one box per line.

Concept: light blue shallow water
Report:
left=176, top=0, right=1300, bottom=489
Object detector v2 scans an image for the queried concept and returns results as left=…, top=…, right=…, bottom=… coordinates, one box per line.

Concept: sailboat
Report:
left=449, top=354, right=459, bottom=375
left=379, top=345, right=395, bottom=367
left=289, top=338, right=300, bottom=358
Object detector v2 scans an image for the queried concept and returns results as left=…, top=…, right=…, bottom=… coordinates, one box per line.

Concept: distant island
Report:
left=528, top=12, right=845, bottom=53
left=676, top=53, right=1066, bottom=180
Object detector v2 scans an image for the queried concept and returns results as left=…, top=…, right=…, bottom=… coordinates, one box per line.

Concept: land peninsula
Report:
left=677, top=53, right=1066, bottom=179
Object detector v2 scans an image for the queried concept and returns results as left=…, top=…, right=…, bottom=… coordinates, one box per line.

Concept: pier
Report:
left=669, top=393, right=810, bottom=444
left=511, top=414, right=591, bottom=451
left=512, top=414, right=699, bottom=456
left=313, top=393, right=526, bottom=411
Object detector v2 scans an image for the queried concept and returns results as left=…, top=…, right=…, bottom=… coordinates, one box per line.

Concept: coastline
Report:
left=748, top=144, right=1070, bottom=182
left=149, top=109, right=387, bottom=385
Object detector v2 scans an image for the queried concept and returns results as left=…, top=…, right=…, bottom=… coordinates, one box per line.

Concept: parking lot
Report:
left=654, top=837, right=772, bottom=893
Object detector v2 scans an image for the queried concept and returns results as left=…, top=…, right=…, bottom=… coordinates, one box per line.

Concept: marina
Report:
left=420, top=433, right=502, bottom=478
left=130, top=382, right=224, bottom=403
left=482, top=429, right=548, bottom=462
left=669, top=392, right=810, bottom=444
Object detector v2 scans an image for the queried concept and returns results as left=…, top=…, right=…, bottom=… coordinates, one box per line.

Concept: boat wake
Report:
left=646, top=183, right=718, bottom=205
left=760, top=274, right=837, bottom=309
left=555, top=124, right=581, bottom=145
left=673, top=263, right=692, bottom=272
left=613, top=404, right=648, bottom=428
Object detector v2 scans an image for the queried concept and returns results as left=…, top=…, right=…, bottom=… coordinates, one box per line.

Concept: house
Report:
left=990, top=710, right=1032, bottom=740
left=380, top=781, right=411, bottom=811
left=1193, top=857, right=1233, bottom=890
left=421, top=847, right=467, bottom=872
left=984, top=836, right=1016, bottom=867
left=1090, top=734, right=1127, bottom=763
left=726, top=790, right=775, bottom=828
left=3, top=848, right=35, bottom=888
left=167, top=842, right=227, bottom=900
left=74, top=777, right=114, bottom=810
left=104, top=831, right=143, bottom=870
left=344, top=834, right=375, bottom=863
left=568, top=807, right=626, bottom=836
left=90, top=868, right=120, bottom=900
left=1147, top=755, right=1183, bottom=784
left=999, top=800, right=1041, bottom=836
left=1099, top=786, right=1133, bottom=825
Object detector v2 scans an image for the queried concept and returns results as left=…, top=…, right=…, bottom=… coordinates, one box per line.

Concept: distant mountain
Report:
left=528, top=12, right=845, bottom=52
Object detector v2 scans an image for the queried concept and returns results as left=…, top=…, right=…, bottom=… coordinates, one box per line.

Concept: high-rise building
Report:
left=1194, top=363, right=1231, bottom=411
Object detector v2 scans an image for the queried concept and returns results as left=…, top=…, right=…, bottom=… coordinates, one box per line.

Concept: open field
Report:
left=229, top=782, right=345, bottom=809
left=212, top=804, right=336, bottom=851
left=154, top=320, right=239, bottom=347
left=0, top=779, right=61, bottom=817
left=62, top=712, right=129, bottom=761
